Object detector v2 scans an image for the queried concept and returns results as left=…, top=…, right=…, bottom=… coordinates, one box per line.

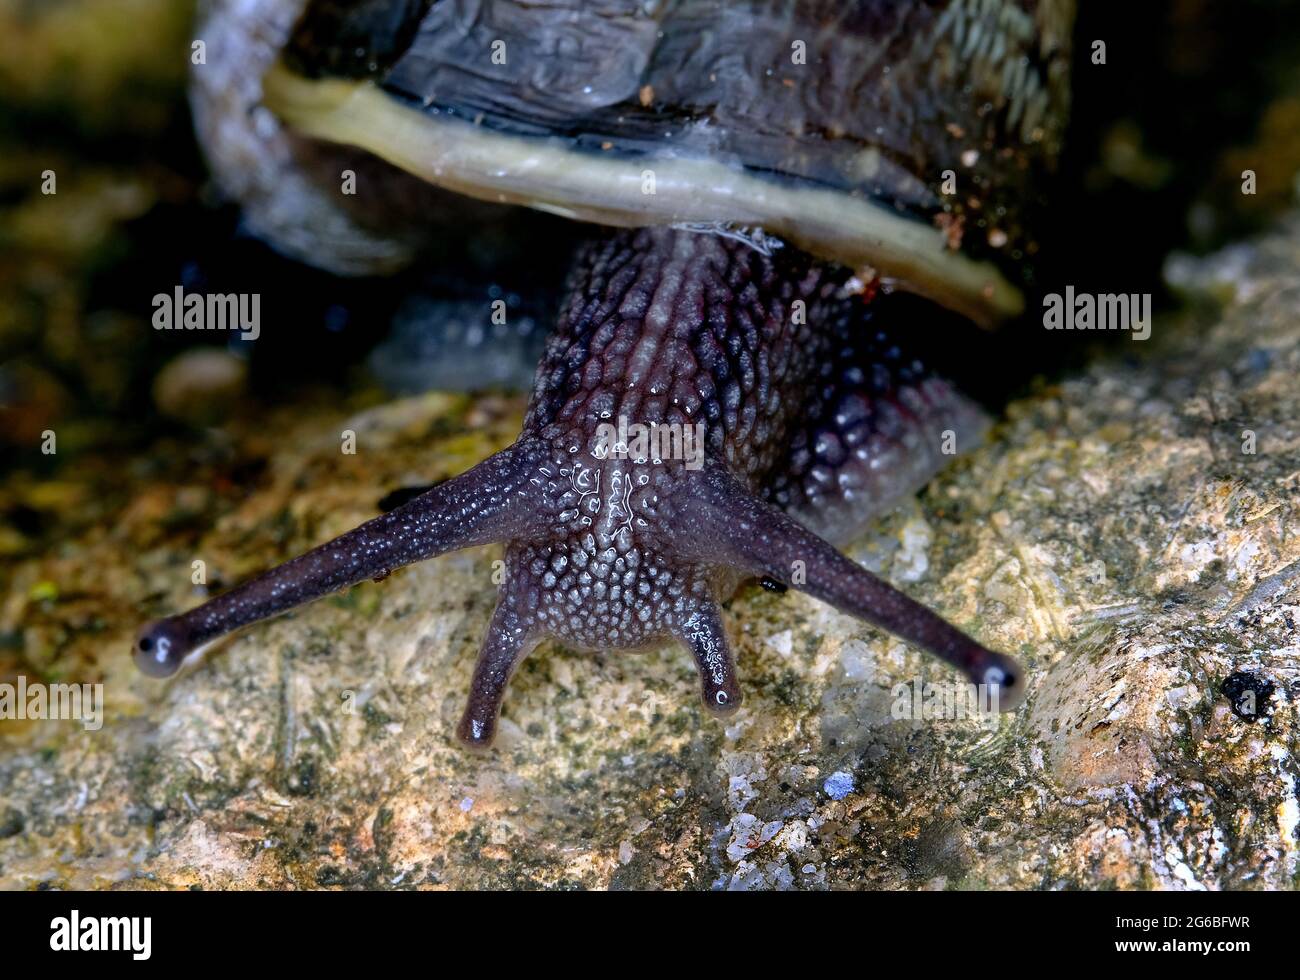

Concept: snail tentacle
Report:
left=134, top=440, right=546, bottom=678
left=675, top=598, right=743, bottom=718
left=677, top=466, right=1026, bottom=711
left=456, top=599, right=541, bottom=749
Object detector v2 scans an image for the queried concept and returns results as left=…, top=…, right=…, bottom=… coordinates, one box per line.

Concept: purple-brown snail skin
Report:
left=138, top=0, right=1075, bottom=748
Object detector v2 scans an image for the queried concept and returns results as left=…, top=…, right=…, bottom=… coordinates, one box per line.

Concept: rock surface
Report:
left=3, top=215, right=1300, bottom=890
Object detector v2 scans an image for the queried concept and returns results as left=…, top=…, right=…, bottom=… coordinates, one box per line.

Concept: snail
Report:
left=137, top=0, right=1075, bottom=748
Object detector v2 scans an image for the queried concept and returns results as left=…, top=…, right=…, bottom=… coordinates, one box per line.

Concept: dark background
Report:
left=1, top=0, right=1299, bottom=472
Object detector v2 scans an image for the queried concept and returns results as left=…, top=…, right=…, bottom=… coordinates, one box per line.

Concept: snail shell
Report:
left=197, top=0, right=1074, bottom=325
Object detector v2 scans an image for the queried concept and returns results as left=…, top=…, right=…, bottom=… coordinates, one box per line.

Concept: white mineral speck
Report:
left=766, top=630, right=793, bottom=656
left=823, top=771, right=854, bottom=800
left=892, top=517, right=933, bottom=582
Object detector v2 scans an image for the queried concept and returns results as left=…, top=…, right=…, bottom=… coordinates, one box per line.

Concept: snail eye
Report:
left=134, top=621, right=187, bottom=678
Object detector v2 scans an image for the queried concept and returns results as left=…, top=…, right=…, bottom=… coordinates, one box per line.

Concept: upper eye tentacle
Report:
left=670, top=466, right=1026, bottom=711
left=133, top=438, right=548, bottom=678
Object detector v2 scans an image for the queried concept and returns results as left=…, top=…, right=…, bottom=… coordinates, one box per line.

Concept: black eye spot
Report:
left=134, top=620, right=187, bottom=678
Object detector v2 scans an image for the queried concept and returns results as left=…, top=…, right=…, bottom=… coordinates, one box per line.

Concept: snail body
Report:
left=140, top=0, right=1075, bottom=747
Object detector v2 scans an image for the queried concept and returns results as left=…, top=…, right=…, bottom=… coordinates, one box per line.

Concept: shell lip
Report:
left=261, top=61, right=1025, bottom=327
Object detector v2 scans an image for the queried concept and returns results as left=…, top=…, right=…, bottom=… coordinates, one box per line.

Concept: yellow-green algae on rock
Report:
left=4, top=214, right=1300, bottom=890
